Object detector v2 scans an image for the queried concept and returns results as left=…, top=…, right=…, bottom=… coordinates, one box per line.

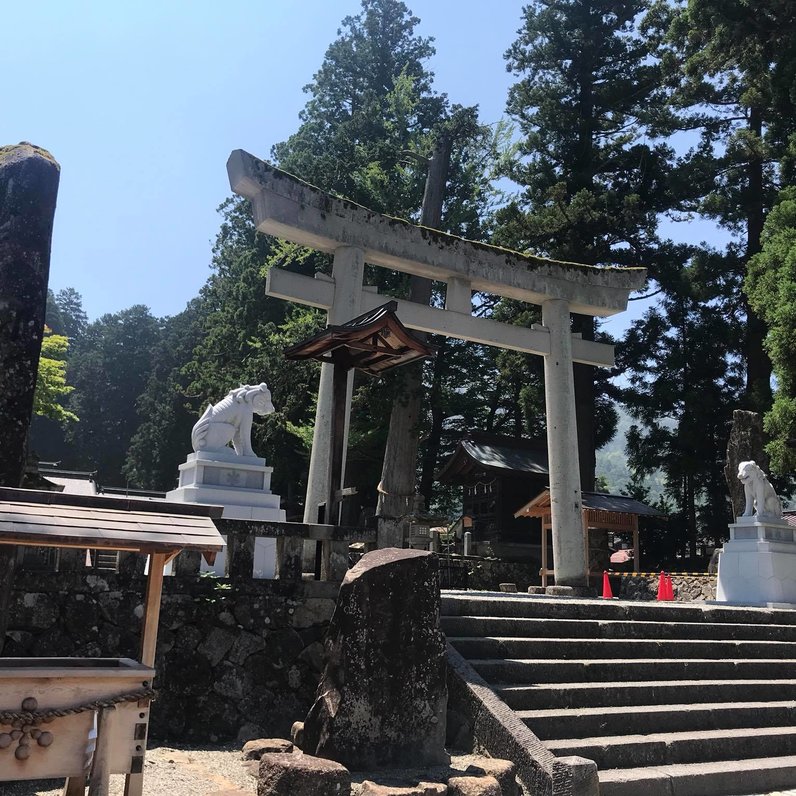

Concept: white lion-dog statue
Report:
left=737, top=460, right=783, bottom=522
left=191, top=383, right=274, bottom=458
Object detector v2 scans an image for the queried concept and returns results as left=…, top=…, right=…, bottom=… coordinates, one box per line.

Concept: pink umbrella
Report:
left=610, top=549, right=633, bottom=564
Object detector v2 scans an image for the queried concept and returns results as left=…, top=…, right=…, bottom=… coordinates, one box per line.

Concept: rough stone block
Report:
left=447, top=776, right=501, bottom=796
left=464, top=759, right=519, bottom=796
left=300, top=549, right=448, bottom=769
left=242, top=738, right=294, bottom=760
left=257, top=752, right=350, bottom=796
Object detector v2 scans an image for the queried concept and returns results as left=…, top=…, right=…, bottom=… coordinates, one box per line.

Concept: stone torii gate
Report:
left=228, top=150, right=646, bottom=587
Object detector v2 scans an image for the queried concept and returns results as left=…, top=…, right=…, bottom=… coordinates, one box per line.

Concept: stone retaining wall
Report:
left=4, top=572, right=336, bottom=743
left=619, top=573, right=716, bottom=601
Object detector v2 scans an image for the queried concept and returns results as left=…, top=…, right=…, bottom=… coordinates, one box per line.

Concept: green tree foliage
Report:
left=178, top=201, right=323, bottom=503
left=658, top=0, right=796, bottom=411
left=65, top=305, right=161, bottom=485
left=31, top=289, right=88, bottom=464
left=122, top=302, right=204, bottom=491
left=272, top=0, right=444, bottom=218
left=270, top=0, right=501, bottom=512
left=495, top=0, right=675, bottom=489
left=33, top=327, right=77, bottom=426
left=747, top=186, right=796, bottom=473
left=617, top=253, right=744, bottom=556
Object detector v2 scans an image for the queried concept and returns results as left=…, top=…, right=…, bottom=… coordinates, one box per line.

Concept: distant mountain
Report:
left=595, top=405, right=666, bottom=503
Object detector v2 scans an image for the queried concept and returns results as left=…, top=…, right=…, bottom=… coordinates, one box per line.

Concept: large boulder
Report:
left=301, top=548, right=448, bottom=769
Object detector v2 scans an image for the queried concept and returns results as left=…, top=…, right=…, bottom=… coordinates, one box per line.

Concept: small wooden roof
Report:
left=436, top=434, right=549, bottom=485
left=0, top=487, right=225, bottom=554
left=514, top=488, right=662, bottom=519
left=284, top=301, right=433, bottom=374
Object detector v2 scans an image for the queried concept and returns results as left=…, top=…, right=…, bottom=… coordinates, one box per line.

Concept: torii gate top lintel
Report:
left=227, top=149, right=646, bottom=317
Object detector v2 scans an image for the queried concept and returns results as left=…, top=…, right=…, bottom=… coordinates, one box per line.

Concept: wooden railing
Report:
left=14, top=518, right=377, bottom=583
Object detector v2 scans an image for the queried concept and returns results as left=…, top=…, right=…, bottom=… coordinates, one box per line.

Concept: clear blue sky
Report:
left=2, top=1, right=523, bottom=321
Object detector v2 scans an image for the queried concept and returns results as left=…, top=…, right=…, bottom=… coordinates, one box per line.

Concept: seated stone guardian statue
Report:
left=191, top=383, right=274, bottom=457
left=737, top=460, right=783, bottom=522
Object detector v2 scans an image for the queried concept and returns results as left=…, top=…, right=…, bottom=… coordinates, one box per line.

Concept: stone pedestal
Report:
left=716, top=517, right=796, bottom=606
left=167, top=450, right=285, bottom=578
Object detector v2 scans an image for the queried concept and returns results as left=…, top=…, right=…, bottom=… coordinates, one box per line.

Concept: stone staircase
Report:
left=442, top=591, right=796, bottom=796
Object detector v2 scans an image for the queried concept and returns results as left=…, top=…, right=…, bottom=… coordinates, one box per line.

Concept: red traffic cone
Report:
left=665, top=573, right=675, bottom=601
left=601, top=571, right=614, bottom=599
left=656, top=571, right=666, bottom=600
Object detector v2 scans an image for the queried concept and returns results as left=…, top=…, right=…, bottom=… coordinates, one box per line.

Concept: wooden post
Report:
left=327, top=363, right=349, bottom=528
left=139, top=552, right=167, bottom=668
left=88, top=705, right=115, bottom=796
left=124, top=551, right=168, bottom=796
left=63, top=777, right=86, bottom=795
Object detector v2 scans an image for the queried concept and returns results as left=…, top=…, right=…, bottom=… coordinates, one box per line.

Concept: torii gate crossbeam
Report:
left=228, top=150, right=646, bottom=587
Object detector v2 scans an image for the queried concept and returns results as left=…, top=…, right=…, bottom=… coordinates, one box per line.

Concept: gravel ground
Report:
left=0, top=744, right=255, bottom=795
left=4, top=747, right=796, bottom=796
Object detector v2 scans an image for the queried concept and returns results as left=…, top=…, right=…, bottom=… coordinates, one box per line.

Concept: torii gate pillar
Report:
left=303, top=245, right=364, bottom=525
left=542, top=299, right=584, bottom=586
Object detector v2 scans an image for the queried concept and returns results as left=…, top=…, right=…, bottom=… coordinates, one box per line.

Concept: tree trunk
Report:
left=724, top=409, right=769, bottom=521
left=0, top=143, right=60, bottom=654
left=376, top=134, right=452, bottom=547
left=419, top=339, right=448, bottom=505
left=744, top=107, right=772, bottom=412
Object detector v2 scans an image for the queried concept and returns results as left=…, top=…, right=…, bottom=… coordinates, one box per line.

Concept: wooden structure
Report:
left=0, top=487, right=224, bottom=795
left=436, top=434, right=549, bottom=558
left=514, top=489, right=661, bottom=587
left=285, top=301, right=432, bottom=538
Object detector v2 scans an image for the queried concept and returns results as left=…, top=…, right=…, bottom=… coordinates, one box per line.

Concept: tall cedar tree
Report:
left=125, top=199, right=322, bottom=500
left=496, top=0, right=674, bottom=489
left=271, top=0, right=499, bottom=512
left=613, top=0, right=796, bottom=553
left=663, top=0, right=796, bottom=412
left=617, top=249, right=744, bottom=556
left=747, top=186, right=796, bottom=474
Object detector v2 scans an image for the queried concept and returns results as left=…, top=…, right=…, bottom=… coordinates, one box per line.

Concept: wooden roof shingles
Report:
left=0, top=487, right=224, bottom=555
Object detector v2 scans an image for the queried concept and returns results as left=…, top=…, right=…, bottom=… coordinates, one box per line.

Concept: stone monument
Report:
left=167, top=383, right=285, bottom=577
left=716, top=460, right=795, bottom=605
left=298, top=548, right=448, bottom=769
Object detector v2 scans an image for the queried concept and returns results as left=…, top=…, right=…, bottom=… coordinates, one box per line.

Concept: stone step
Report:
left=441, top=614, right=796, bottom=642
left=441, top=593, right=796, bottom=626
left=469, top=656, right=796, bottom=684
left=449, top=635, right=796, bottom=660
left=546, top=725, right=796, bottom=770
left=497, top=678, right=796, bottom=710
left=517, top=700, right=796, bottom=741
left=597, top=754, right=796, bottom=796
